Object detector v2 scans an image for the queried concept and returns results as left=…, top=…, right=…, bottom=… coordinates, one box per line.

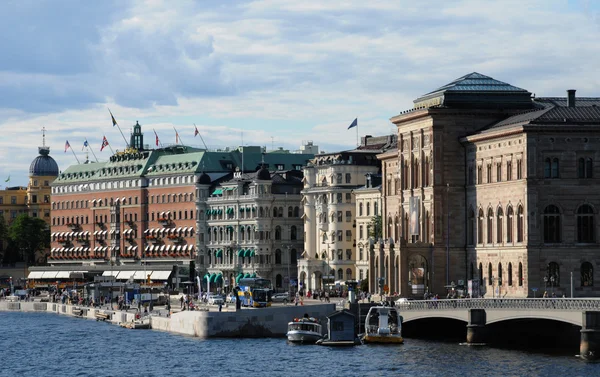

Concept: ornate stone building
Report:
left=195, top=168, right=303, bottom=293
left=299, top=135, right=395, bottom=293
left=380, top=72, right=600, bottom=298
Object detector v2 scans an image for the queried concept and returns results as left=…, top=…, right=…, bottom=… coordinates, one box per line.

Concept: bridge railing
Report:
left=396, top=298, right=600, bottom=311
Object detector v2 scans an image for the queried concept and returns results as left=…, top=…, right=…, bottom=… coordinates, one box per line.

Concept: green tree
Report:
left=368, top=215, right=382, bottom=239
left=8, top=214, right=49, bottom=265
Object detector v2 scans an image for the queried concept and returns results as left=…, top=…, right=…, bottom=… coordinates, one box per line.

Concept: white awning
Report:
left=55, top=271, right=71, bottom=279
left=175, top=245, right=181, bottom=251
left=102, top=270, right=119, bottom=277
left=84, top=231, right=90, bottom=236
left=91, top=199, right=96, bottom=204
left=131, top=246, right=138, bottom=252
left=102, top=231, right=107, bottom=236
left=27, top=271, right=44, bottom=279
left=188, top=244, right=194, bottom=251
left=145, top=245, right=151, bottom=252
left=176, top=227, right=183, bottom=233
left=160, top=245, right=166, bottom=251
left=116, top=271, right=136, bottom=280
left=150, top=271, right=171, bottom=280
left=93, top=231, right=99, bottom=236
left=41, top=271, right=58, bottom=279
left=109, top=229, right=115, bottom=235
left=132, top=270, right=150, bottom=280
left=144, top=229, right=151, bottom=234
left=160, top=212, right=165, bottom=218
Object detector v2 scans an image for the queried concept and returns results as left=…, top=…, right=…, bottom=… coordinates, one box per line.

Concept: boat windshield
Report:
left=289, top=323, right=319, bottom=331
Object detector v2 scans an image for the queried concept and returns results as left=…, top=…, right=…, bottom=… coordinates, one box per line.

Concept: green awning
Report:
left=205, top=209, right=210, bottom=215
left=250, top=250, right=255, bottom=257
left=211, top=209, right=216, bottom=214
left=215, top=249, right=223, bottom=258
left=226, top=187, right=235, bottom=191
left=217, top=209, right=223, bottom=215
left=237, top=249, right=245, bottom=257
left=212, top=189, right=222, bottom=195
left=211, top=273, right=222, bottom=283
left=251, top=272, right=257, bottom=278
left=243, top=249, right=251, bottom=257
left=239, top=208, right=244, bottom=212
left=244, top=273, right=251, bottom=278
left=251, top=207, right=256, bottom=211
left=204, top=273, right=211, bottom=282
left=235, top=273, right=244, bottom=284
left=239, top=226, right=244, bottom=231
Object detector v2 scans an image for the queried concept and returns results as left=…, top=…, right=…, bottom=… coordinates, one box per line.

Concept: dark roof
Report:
left=196, top=172, right=211, bottom=185
left=256, top=166, right=271, bottom=180
left=412, top=72, right=533, bottom=110
left=481, top=96, right=600, bottom=132
left=29, top=147, right=59, bottom=177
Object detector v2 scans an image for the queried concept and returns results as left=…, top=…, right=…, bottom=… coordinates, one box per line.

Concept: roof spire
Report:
left=42, top=126, right=46, bottom=147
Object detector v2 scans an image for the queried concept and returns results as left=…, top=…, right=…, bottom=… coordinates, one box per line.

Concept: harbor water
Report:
left=1, top=312, right=598, bottom=377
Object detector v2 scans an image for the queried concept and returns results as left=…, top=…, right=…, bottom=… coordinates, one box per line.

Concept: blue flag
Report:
left=347, top=118, right=358, bottom=129
left=82, top=140, right=89, bottom=150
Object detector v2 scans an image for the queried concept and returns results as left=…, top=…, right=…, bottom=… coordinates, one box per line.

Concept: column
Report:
left=466, top=309, right=486, bottom=345
left=580, top=311, right=600, bottom=361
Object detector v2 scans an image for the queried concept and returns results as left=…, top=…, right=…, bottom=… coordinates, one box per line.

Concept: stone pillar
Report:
left=466, top=309, right=486, bottom=345
left=580, top=311, right=600, bottom=361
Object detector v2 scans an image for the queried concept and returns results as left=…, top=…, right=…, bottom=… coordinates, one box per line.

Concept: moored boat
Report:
left=362, top=305, right=403, bottom=344
left=286, top=316, right=323, bottom=344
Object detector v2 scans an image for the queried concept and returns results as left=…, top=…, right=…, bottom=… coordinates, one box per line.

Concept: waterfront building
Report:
left=352, top=173, right=382, bottom=292
left=379, top=72, right=600, bottom=298
left=196, top=167, right=304, bottom=293
left=43, top=122, right=316, bottom=288
left=0, top=134, right=58, bottom=267
left=299, top=135, right=395, bottom=293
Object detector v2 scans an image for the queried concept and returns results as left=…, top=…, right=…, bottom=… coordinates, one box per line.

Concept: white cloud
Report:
left=1, top=0, right=600, bottom=184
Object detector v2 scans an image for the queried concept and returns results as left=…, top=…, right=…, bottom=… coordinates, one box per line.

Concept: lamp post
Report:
left=543, top=276, right=548, bottom=297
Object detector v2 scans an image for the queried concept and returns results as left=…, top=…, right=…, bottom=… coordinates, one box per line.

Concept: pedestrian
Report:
left=180, top=295, right=184, bottom=309
left=543, top=291, right=548, bottom=298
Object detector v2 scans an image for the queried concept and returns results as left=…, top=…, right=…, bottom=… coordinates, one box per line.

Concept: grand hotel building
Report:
left=377, top=73, right=600, bottom=298
left=40, top=122, right=315, bottom=287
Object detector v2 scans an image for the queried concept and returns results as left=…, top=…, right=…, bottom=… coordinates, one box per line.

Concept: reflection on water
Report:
left=0, top=312, right=597, bottom=377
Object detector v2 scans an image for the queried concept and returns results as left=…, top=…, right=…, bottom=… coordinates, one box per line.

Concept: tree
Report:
left=7, top=214, right=49, bottom=265
left=368, top=215, right=382, bottom=240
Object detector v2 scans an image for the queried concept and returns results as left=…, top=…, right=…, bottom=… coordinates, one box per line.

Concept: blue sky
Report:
left=1, top=0, right=599, bottom=185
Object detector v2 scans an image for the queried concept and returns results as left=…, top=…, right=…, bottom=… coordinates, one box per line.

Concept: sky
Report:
left=1, top=0, right=600, bottom=186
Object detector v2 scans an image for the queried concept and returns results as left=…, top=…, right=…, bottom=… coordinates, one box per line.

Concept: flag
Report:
left=4, top=175, right=9, bottom=183
left=154, top=130, right=159, bottom=146
left=82, top=140, right=89, bottom=151
left=100, top=136, right=109, bottom=152
left=194, top=124, right=199, bottom=137
left=109, top=109, right=117, bottom=127
left=176, top=130, right=180, bottom=144
left=65, top=140, right=71, bottom=152
left=347, top=118, right=358, bottom=130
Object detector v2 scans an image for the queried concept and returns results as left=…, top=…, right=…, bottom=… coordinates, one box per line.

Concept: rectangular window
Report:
left=346, top=230, right=352, bottom=242
left=486, top=164, right=492, bottom=183
left=346, top=193, right=351, bottom=203
left=507, top=161, right=512, bottom=181
left=337, top=193, right=342, bottom=203
left=346, top=211, right=351, bottom=222
left=11, top=196, right=16, bottom=204
left=345, top=173, right=351, bottom=183
left=359, top=225, right=363, bottom=239
left=477, top=166, right=482, bottom=184
left=337, top=211, right=342, bottom=222
left=336, top=174, right=342, bottom=184
left=517, top=160, right=522, bottom=179
left=496, top=163, right=502, bottom=182
left=337, top=231, right=342, bottom=242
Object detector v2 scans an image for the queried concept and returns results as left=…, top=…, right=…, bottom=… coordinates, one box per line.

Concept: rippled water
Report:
left=0, top=312, right=598, bottom=377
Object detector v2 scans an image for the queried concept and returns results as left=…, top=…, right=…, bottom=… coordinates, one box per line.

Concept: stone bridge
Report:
left=395, top=298, right=600, bottom=361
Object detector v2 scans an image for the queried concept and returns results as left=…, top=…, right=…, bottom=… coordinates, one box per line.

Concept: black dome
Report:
left=29, top=147, right=59, bottom=177
left=256, top=166, right=271, bottom=180
left=197, top=172, right=211, bottom=185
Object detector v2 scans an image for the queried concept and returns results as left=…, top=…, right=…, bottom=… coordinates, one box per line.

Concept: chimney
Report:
left=567, top=89, right=576, bottom=107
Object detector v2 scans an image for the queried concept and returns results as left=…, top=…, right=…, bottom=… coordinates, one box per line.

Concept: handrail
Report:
left=396, top=298, right=600, bottom=311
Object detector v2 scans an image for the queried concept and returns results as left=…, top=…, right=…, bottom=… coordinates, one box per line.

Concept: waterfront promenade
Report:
left=0, top=297, right=337, bottom=339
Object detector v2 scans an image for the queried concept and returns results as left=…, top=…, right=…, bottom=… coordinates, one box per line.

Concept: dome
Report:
left=29, top=147, right=59, bottom=177
left=256, top=166, right=271, bottom=180
left=196, top=172, right=211, bottom=185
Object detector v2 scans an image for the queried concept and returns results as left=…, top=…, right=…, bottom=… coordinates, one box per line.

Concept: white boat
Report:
left=362, top=305, right=404, bottom=344
left=286, top=317, right=323, bottom=344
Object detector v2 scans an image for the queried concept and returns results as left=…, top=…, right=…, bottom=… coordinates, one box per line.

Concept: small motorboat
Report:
left=119, top=318, right=150, bottom=330
left=362, top=305, right=403, bottom=344
left=287, top=316, right=323, bottom=344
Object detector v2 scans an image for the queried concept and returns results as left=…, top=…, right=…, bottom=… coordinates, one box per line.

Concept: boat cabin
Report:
left=325, top=310, right=357, bottom=342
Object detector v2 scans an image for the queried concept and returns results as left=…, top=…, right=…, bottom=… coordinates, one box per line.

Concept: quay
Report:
left=0, top=299, right=336, bottom=338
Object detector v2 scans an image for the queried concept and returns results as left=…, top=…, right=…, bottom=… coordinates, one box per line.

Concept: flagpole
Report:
left=86, top=138, right=99, bottom=162
left=173, top=126, right=183, bottom=145
left=71, top=148, right=81, bottom=164
left=108, top=108, right=130, bottom=149
left=194, top=124, right=209, bottom=150
left=153, top=128, right=164, bottom=148
left=108, top=144, right=115, bottom=155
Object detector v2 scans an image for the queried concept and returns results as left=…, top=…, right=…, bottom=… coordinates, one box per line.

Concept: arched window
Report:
left=496, top=207, right=504, bottom=243
left=506, top=206, right=514, bottom=243
left=337, top=268, right=344, bottom=280
left=374, top=202, right=378, bottom=215
left=498, top=263, right=503, bottom=286
left=546, top=262, right=559, bottom=287
left=543, top=205, right=561, bottom=243
left=577, top=205, right=595, bottom=243
left=346, top=268, right=352, bottom=280
left=517, top=205, right=524, bottom=242
left=508, top=263, right=513, bottom=286
left=366, top=202, right=371, bottom=216
left=275, top=226, right=282, bottom=240
left=468, top=208, right=475, bottom=245
left=487, top=208, right=494, bottom=244
left=275, top=249, right=282, bottom=264
left=278, top=207, right=284, bottom=217
left=488, top=263, right=493, bottom=285
left=273, top=207, right=278, bottom=217
left=477, top=209, right=484, bottom=244
left=288, top=206, right=293, bottom=217
left=291, top=226, right=297, bottom=240
left=294, top=206, right=300, bottom=217
left=582, top=262, right=594, bottom=287
left=359, top=203, right=363, bottom=216
left=518, top=262, right=523, bottom=287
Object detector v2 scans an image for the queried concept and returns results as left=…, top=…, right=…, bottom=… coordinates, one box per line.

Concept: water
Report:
left=1, top=312, right=598, bottom=377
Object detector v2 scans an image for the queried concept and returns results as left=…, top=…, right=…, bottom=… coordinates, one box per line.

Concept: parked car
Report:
left=395, top=297, right=413, bottom=308
left=207, top=294, right=224, bottom=305
left=271, top=292, right=290, bottom=304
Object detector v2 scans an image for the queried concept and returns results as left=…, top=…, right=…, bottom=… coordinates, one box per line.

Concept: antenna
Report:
left=42, top=126, right=46, bottom=147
